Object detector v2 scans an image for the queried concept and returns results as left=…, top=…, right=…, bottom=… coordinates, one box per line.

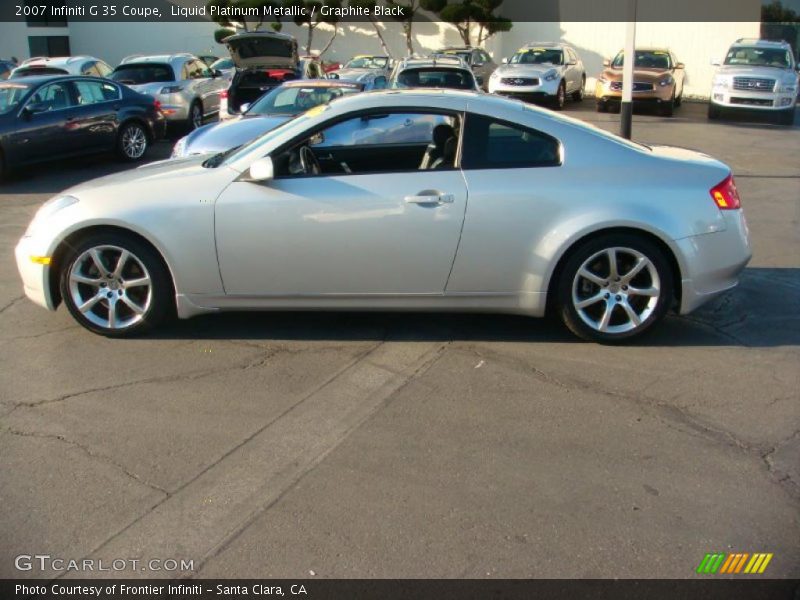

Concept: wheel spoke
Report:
left=89, top=249, right=109, bottom=277
left=575, top=292, right=605, bottom=309
left=112, top=250, right=130, bottom=279
left=78, top=293, right=103, bottom=314
left=120, top=295, right=145, bottom=315
left=621, top=257, right=648, bottom=283
left=597, top=301, right=613, bottom=332
left=607, top=248, right=619, bottom=280
left=71, top=273, right=102, bottom=286
left=620, top=299, right=642, bottom=326
left=628, top=285, right=659, bottom=297
left=123, top=275, right=151, bottom=288
left=578, top=268, right=606, bottom=287
left=108, top=299, right=118, bottom=329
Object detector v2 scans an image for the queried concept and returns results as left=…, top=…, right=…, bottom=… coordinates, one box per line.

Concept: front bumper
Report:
left=595, top=81, right=674, bottom=103
left=489, top=77, right=560, bottom=101
left=710, top=89, right=797, bottom=111
left=676, top=210, right=752, bottom=315
left=15, top=235, right=56, bottom=311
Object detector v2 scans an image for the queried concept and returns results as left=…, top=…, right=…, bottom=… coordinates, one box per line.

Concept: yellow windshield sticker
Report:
left=652, top=51, right=668, bottom=55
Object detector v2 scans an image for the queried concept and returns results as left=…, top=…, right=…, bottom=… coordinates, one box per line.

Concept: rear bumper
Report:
left=676, top=210, right=752, bottom=315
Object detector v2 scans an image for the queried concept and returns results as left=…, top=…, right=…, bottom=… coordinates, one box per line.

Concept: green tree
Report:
left=285, top=0, right=343, bottom=55
left=422, top=0, right=512, bottom=46
left=349, top=0, right=394, bottom=57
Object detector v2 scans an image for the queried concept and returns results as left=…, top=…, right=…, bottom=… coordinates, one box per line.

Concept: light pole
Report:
left=621, top=0, right=637, bottom=139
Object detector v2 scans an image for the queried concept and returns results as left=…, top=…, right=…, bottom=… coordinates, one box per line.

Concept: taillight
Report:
left=153, top=99, right=162, bottom=112
left=710, top=174, right=741, bottom=210
left=220, top=90, right=228, bottom=99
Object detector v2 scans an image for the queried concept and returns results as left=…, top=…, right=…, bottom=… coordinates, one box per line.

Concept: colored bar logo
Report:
left=696, top=553, right=773, bottom=574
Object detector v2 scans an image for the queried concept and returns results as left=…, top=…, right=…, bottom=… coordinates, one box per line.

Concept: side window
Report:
left=75, top=80, right=120, bottom=105
left=28, top=82, right=76, bottom=111
left=197, top=60, right=213, bottom=78
left=319, top=112, right=454, bottom=148
left=81, top=61, right=96, bottom=76
left=461, top=113, right=561, bottom=170
left=180, top=62, right=190, bottom=80
left=96, top=61, right=113, bottom=77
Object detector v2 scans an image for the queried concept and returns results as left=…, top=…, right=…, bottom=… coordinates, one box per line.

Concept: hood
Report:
left=224, top=32, right=298, bottom=70
left=330, top=68, right=373, bottom=81
left=65, top=155, right=209, bottom=195
left=182, top=115, right=292, bottom=156
left=495, top=63, right=561, bottom=78
left=602, top=67, right=671, bottom=82
left=714, top=65, right=793, bottom=78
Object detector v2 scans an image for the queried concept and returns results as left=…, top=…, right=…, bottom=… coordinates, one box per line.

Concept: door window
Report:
left=27, top=81, right=75, bottom=111
left=75, top=80, right=120, bottom=104
left=461, top=114, right=560, bottom=169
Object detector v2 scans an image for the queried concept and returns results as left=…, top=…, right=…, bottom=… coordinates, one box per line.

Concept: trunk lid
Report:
left=224, top=32, right=298, bottom=70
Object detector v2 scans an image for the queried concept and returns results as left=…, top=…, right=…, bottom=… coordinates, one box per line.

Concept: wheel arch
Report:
left=48, top=224, right=177, bottom=309
left=119, top=115, right=153, bottom=142
left=543, top=226, right=683, bottom=315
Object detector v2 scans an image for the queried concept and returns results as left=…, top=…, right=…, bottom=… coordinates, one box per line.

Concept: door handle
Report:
left=404, top=193, right=455, bottom=205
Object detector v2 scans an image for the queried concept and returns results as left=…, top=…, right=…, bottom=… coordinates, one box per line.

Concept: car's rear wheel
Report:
left=188, top=101, right=203, bottom=130
left=707, top=103, right=721, bottom=120
left=60, top=233, right=172, bottom=337
left=553, top=81, right=566, bottom=110
left=557, top=234, right=674, bottom=343
left=117, top=121, right=149, bottom=162
left=572, top=76, right=585, bottom=101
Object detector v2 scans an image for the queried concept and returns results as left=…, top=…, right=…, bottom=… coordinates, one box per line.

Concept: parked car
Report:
left=488, top=42, right=585, bottom=109
left=172, top=79, right=365, bottom=158
left=10, top=56, right=114, bottom=79
left=432, top=46, right=496, bottom=90
left=708, top=38, right=798, bottom=125
left=329, top=54, right=392, bottom=89
left=110, top=53, right=227, bottom=130
left=198, top=55, right=219, bottom=68
left=390, top=57, right=480, bottom=91
left=1, top=60, right=17, bottom=80
left=219, top=31, right=301, bottom=121
left=15, top=90, right=750, bottom=343
left=209, top=57, right=235, bottom=80
left=0, top=75, right=165, bottom=177
left=595, top=48, right=685, bottom=116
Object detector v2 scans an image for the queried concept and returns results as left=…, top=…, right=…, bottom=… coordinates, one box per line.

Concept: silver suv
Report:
left=390, top=56, right=480, bottom=91
left=10, top=56, right=113, bottom=78
left=709, top=38, right=798, bottom=125
left=110, top=53, right=228, bottom=129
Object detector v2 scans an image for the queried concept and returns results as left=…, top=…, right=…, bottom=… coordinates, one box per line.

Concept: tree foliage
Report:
left=422, top=0, right=512, bottom=46
left=762, top=0, right=799, bottom=22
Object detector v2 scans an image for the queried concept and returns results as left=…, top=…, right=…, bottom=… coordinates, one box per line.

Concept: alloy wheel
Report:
left=191, top=104, right=203, bottom=129
left=122, top=125, right=147, bottom=159
left=571, top=247, right=661, bottom=334
left=68, top=245, right=152, bottom=331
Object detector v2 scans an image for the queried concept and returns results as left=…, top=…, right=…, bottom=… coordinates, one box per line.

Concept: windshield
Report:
left=0, top=81, right=32, bottom=113
left=438, top=50, right=471, bottom=62
left=510, top=48, right=563, bottom=65
left=724, top=47, right=791, bottom=68
left=12, top=67, right=68, bottom=78
left=345, top=56, right=388, bottom=69
left=612, top=50, right=671, bottom=69
left=110, top=63, right=175, bottom=85
left=248, top=84, right=360, bottom=116
left=392, top=68, right=475, bottom=90
left=211, top=58, right=234, bottom=70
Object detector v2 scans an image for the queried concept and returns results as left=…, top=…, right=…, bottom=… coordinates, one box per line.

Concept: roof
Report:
left=0, top=74, right=69, bottom=85
left=519, top=42, right=568, bottom=49
left=20, top=56, right=96, bottom=67
left=281, top=79, right=364, bottom=89
left=731, top=38, right=792, bottom=49
left=398, top=56, right=470, bottom=70
left=120, top=53, right=195, bottom=65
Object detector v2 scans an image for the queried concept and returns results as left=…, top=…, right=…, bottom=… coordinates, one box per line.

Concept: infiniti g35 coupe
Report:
left=15, top=90, right=751, bottom=343
left=0, top=75, right=166, bottom=178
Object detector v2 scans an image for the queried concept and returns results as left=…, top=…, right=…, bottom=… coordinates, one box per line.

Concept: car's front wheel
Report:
left=708, top=103, right=721, bottom=120
left=117, top=121, right=149, bottom=162
left=556, top=234, right=673, bottom=343
left=553, top=81, right=566, bottom=110
left=60, top=233, right=172, bottom=337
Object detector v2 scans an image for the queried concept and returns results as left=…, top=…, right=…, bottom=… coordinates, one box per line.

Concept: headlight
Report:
left=172, top=137, right=188, bottom=158
left=544, top=70, right=558, bottom=82
left=160, top=85, right=183, bottom=94
left=659, top=76, right=674, bottom=87
left=490, top=70, right=500, bottom=79
left=25, top=195, right=79, bottom=236
left=779, top=78, right=798, bottom=92
left=713, top=77, right=730, bottom=89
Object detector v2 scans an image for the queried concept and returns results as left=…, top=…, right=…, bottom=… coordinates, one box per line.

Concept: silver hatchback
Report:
left=110, top=53, right=228, bottom=129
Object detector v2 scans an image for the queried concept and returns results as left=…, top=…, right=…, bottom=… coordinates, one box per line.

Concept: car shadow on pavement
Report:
left=150, top=267, right=799, bottom=349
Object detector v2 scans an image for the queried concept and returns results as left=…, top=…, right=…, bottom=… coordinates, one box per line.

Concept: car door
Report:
left=70, top=79, right=120, bottom=151
left=8, top=80, right=81, bottom=164
left=214, top=108, right=469, bottom=296
left=187, top=59, right=221, bottom=114
left=564, top=48, right=579, bottom=92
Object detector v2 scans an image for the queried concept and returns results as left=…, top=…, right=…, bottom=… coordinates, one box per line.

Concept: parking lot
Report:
left=1, top=101, right=798, bottom=579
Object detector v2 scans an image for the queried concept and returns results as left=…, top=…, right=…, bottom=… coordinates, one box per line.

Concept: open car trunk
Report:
left=224, top=31, right=299, bottom=114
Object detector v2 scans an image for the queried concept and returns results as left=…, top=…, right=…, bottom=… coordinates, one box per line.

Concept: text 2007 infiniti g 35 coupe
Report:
left=15, top=90, right=751, bottom=343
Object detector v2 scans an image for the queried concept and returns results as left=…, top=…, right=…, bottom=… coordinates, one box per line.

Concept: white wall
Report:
left=0, top=24, right=71, bottom=62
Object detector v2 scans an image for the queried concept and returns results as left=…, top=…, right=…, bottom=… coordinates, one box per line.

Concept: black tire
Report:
left=572, top=76, right=585, bottom=101
left=596, top=101, right=607, bottom=113
left=59, top=232, right=172, bottom=337
left=188, top=101, right=203, bottom=131
left=553, top=81, right=566, bottom=110
left=777, top=107, right=795, bottom=126
left=707, top=103, right=721, bottom=120
left=660, top=93, right=675, bottom=117
left=674, top=91, right=683, bottom=107
left=116, top=121, right=149, bottom=162
left=556, top=233, right=674, bottom=344
left=0, top=149, right=5, bottom=182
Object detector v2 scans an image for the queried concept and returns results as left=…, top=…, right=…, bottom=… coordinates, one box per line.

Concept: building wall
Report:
left=1, top=19, right=760, bottom=99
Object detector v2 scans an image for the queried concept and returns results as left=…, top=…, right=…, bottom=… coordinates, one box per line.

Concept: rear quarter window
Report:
left=461, top=113, right=561, bottom=169
left=111, top=64, right=175, bottom=84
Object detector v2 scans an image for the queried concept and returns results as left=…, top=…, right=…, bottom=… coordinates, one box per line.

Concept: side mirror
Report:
left=213, top=69, right=223, bottom=78
left=501, top=57, right=508, bottom=64
left=24, top=102, right=47, bottom=116
left=246, top=157, right=274, bottom=183
left=239, top=102, right=251, bottom=114
left=711, top=59, right=721, bottom=66
left=675, top=62, right=685, bottom=69
left=603, top=58, right=611, bottom=67
left=473, top=61, right=485, bottom=67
